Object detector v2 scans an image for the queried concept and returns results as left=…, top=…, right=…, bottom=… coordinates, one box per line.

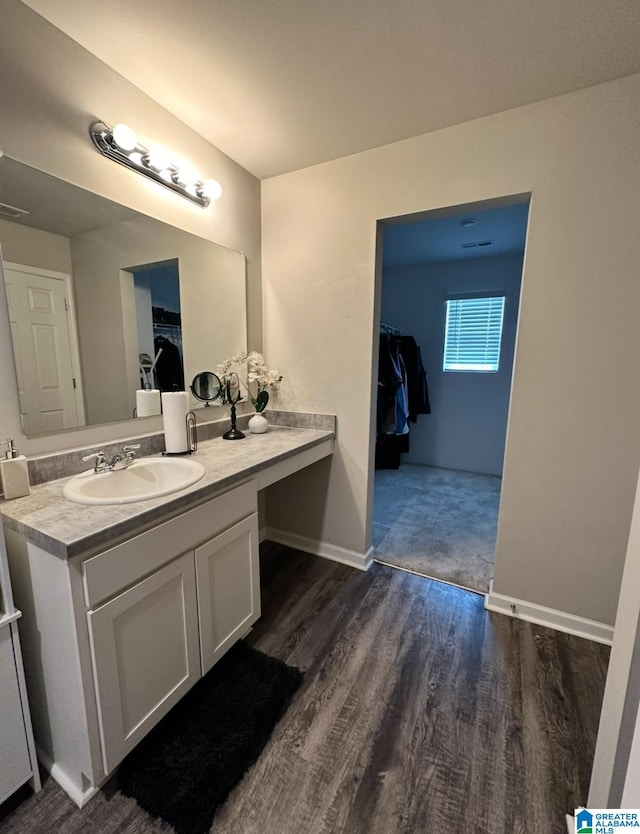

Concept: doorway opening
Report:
left=128, top=259, right=184, bottom=393
left=372, top=194, right=530, bottom=594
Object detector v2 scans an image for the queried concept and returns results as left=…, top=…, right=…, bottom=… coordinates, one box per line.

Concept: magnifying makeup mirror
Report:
left=190, top=371, right=222, bottom=406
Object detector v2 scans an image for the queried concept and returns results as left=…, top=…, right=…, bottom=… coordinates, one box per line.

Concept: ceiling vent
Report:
left=0, top=201, right=30, bottom=220
left=461, top=239, right=494, bottom=249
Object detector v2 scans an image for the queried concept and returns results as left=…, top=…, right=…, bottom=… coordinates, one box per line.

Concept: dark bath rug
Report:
left=117, top=641, right=303, bottom=834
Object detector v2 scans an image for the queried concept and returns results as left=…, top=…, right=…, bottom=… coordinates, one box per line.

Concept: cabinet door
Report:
left=88, top=552, right=200, bottom=774
left=196, top=513, right=260, bottom=675
left=0, top=625, right=32, bottom=804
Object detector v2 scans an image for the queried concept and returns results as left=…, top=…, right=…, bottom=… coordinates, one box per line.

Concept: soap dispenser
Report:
left=0, top=438, right=31, bottom=499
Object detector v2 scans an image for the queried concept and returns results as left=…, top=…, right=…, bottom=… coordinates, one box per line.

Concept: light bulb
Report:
left=201, top=179, right=222, bottom=200
left=175, top=162, right=199, bottom=187
left=112, top=123, right=138, bottom=152
left=146, top=144, right=172, bottom=172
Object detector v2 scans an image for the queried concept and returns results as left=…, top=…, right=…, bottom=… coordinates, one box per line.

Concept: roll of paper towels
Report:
left=136, top=389, right=161, bottom=417
left=162, top=391, right=189, bottom=453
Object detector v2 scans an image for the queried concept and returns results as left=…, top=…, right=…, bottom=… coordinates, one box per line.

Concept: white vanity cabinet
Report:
left=83, top=480, right=259, bottom=776
left=196, top=514, right=260, bottom=675
left=87, top=551, right=201, bottom=774
left=6, top=479, right=260, bottom=805
left=0, top=527, right=40, bottom=805
left=0, top=623, right=38, bottom=803
left=84, top=487, right=260, bottom=774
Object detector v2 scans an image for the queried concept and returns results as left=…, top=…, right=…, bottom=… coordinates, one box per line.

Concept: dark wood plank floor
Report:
left=0, top=542, right=609, bottom=834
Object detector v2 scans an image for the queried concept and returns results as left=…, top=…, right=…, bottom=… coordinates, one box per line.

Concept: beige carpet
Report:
left=373, top=464, right=501, bottom=594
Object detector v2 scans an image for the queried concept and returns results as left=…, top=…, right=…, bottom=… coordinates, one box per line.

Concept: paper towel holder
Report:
left=163, top=411, right=198, bottom=456
left=186, top=411, right=198, bottom=453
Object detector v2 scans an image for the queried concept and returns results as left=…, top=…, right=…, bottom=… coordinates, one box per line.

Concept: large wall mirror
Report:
left=0, top=157, right=247, bottom=436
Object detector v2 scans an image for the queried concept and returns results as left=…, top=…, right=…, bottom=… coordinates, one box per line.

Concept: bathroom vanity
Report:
left=0, top=424, right=333, bottom=806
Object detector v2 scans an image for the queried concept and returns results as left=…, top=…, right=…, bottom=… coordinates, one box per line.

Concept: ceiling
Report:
left=0, top=157, right=139, bottom=237
left=20, top=0, right=640, bottom=180
left=382, top=201, right=530, bottom=267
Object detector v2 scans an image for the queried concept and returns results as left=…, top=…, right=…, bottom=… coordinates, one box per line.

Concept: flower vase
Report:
left=248, top=412, right=268, bottom=434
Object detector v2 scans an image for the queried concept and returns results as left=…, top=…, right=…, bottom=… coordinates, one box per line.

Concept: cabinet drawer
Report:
left=83, top=480, right=257, bottom=608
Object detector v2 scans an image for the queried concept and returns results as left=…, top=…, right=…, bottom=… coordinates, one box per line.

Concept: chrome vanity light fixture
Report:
left=89, top=121, right=222, bottom=208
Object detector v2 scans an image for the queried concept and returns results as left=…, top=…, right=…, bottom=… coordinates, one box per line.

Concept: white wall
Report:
left=262, top=73, right=640, bottom=626
left=381, top=252, right=523, bottom=475
left=0, top=0, right=261, bottom=455
left=133, top=274, right=155, bottom=370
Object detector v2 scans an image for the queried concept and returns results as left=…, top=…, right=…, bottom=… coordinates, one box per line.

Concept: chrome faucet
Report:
left=110, top=444, right=141, bottom=471
left=81, top=450, right=111, bottom=473
left=82, top=444, right=141, bottom=473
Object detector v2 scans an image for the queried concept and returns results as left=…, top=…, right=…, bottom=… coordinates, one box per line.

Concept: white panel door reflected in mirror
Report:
left=3, top=262, right=84, bottom=434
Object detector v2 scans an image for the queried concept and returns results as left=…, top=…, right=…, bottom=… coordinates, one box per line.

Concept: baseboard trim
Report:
left=37, top=746, right=99, bottom=808
left=265, top=527, right=373, bottom=571
left=484, top=581, right=613, bottom=646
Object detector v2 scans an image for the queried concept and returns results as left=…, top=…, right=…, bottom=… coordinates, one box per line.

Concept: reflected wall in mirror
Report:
left=0, top=157, right=247, bottom=436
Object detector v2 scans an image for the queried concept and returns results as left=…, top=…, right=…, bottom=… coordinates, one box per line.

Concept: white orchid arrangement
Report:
left=216, top=351, right=282, bottom=412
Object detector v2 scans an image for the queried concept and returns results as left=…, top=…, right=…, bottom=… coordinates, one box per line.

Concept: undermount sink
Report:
left=62, top=456, right=206, bottom=505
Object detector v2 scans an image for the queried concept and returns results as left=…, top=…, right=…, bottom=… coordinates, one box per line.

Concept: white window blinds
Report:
left=443, top=295, right=506, bottom=372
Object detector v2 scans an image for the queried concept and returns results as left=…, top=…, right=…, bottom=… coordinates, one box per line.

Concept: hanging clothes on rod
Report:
left=153, top=335, right=185, bottom=392
left=399, top=335, right=431, bottom=423
left=376, top=328, right=431, bottom=469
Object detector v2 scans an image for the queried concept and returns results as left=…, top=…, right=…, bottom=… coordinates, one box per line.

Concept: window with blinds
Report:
left=443, top=295, right=506, bottom=372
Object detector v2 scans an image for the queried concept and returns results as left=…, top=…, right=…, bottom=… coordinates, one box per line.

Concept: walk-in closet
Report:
left=373, top=199, right=529, bottom=593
